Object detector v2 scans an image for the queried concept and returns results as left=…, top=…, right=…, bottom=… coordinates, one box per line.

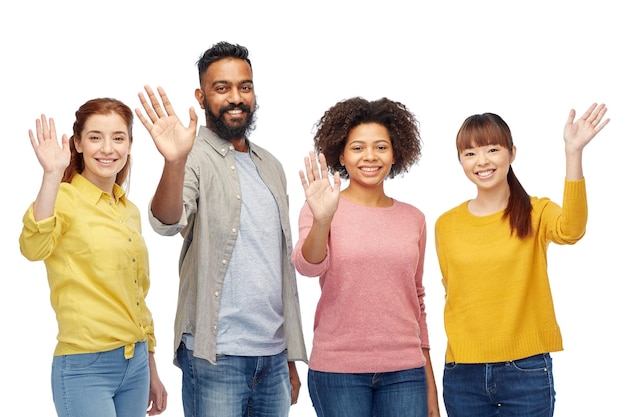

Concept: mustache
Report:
left=219, top=103, right=252, bottom=116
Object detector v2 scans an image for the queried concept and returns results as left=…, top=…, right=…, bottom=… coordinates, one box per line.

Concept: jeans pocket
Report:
left=510, top=353, right=550, bottom=373
left=443, top=362, right=458, bottom=371
left=58, top=352, right=101, bottom=370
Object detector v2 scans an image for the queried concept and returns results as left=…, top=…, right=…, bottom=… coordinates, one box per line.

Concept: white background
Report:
left=2, top=1, right=624, bottom=416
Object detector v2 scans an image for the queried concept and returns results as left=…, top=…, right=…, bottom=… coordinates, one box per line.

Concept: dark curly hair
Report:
left=313, top=97, right=422, bottom=179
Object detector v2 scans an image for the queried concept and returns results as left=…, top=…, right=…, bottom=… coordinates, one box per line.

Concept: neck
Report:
left=469, top=186, right=510, bottom=216
left=230, top=138, right=248, bottom=152
left=341, top=184, right=392, bottom=207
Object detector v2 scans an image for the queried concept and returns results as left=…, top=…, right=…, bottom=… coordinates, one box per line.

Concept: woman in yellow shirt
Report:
left=435, top=103, right=609, bottom=417
left=19, top=99, right=167, bottom=417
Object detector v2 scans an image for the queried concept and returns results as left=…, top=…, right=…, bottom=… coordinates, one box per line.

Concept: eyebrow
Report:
left=211, top=79, right=254, bottom=86
left=85, top=130, right=128, bottom=135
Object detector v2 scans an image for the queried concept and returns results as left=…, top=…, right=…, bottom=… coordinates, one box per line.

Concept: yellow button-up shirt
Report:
left=20, top=174, right=155, bottom=359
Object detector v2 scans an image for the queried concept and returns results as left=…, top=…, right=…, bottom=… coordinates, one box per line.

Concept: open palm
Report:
left=299, top=152, right=341, bottom=222
left=29, top=115, right=70, bottom=176
left=136, top=85, right=198, bottom=162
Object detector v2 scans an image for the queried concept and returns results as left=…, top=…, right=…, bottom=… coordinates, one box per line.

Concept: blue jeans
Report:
left=176, top=343, right=291, bottom=417
left=51, top=341, right=149, bottom=417
left=443, top=353, right=555, bottom=417
left=307, top=367, right=428, bottom=417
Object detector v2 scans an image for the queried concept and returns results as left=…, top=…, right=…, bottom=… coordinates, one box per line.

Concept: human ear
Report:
left=510, top=145, right=517, bottom=164
left=195, top=89, right=205, bottom=109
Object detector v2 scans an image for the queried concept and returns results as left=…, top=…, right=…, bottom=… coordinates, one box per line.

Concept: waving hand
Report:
left=136, top=85, right=198, bottom=163
left=299, top=151, right=341, bottom=223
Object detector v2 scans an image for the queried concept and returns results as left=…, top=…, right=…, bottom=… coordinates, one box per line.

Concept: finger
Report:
left=49, top=117, right=58, bottom=142
left=156, top=86, right=177, bottom=116
left=299, top=169, right=309, bottom=190
left=309, top=151, right=320, bottom=180
left=33, top=118, right=44, bottom=142
left=595, top=117, right=610, bottom=132
left=146, top=85, right=166, bottom=118
left=304, top=154, right=315, bottom=183
left=333, top=171, right=341, bottom=190
left=580, top=103, right=597, bottom=121
left=590, top=104, right=607, bottom=125
left=134, top=107, right=153, bottom=130
left=318, top=152, right=329, bottom=176
left=40, top=114, right=50, bottom=140
left=188, top=107, right=199, bottom=130
left=138, top=87, right=159, bottom=123
left=28, top=129, right=37, bottom=149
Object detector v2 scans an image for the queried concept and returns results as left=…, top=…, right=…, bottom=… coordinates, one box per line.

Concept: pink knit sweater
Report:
left=293, top=196, right=431, bottom=373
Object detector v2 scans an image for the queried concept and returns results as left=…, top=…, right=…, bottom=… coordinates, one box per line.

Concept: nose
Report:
left=477, top=150, right=488, bottom=165
left=364, top=146, right=377, bottom=160
left=228, top=88, right=242, bottom=105
left=101, top=137, right=114, bottom=153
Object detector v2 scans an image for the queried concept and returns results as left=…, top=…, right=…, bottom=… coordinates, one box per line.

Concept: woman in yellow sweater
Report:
left=434, top=103, right=609, bottom=417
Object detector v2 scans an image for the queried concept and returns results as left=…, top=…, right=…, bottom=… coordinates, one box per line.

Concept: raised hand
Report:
left=564, top=103, right=610, bottom=151
left=29, top=114, right=70, bottom=177
left=299, top=151, right=341, bottom=222
left=136, top=85, right=198, bottom=162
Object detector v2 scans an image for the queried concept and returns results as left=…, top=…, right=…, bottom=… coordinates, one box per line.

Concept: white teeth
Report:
left=360, top=167, right=379, bottom=172
left=228, top=109, right=242, bottom=114
left=477, top=170, right=493, bottom=177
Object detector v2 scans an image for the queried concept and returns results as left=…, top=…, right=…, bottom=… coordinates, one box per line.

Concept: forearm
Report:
left=564, top=147, right=584, bottom=180
left=422, top=348, right=441, bottom=416
left=151, top=159, right=187, bottom=224
left=300, top=219, right=332, bottom=264
left=33, top=171, right=64, bottom=221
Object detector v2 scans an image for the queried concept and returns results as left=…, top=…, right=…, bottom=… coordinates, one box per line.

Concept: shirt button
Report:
left=231, top=228, right=237, bottom=233
left=214, top=291, right=219, bottom=297
left=236, top=195, right=241, bottom=200
left=222, top=259, right=227, bottom=265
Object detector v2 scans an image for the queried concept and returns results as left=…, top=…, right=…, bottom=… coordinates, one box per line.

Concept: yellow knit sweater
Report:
left=435, top=179, right=587, bottom=363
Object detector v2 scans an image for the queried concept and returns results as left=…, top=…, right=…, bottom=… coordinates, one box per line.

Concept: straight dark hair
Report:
left=456, top=113, right=532, bottom=238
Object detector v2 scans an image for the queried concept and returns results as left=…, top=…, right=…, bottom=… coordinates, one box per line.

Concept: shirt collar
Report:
left=70, top=173, right=127, bottom=204
left=199, top=126, right=263, bottom=160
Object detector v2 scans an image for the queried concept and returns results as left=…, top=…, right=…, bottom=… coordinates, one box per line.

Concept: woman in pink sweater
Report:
left=435, top=103, right=609, bottom=417
left=293, top=97, right=439, bottom=417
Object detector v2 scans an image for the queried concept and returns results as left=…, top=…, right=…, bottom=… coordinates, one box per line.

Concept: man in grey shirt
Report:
left=136, top=41, right=307, bottom=417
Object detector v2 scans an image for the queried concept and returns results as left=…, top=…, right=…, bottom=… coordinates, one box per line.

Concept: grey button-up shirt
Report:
left=149, top=126, right=307, bottom=365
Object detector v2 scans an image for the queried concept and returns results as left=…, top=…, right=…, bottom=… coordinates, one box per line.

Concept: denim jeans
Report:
left=51, top=341, right=149, bottom=417
left=443, top=353, right=555, bottom=417
left=307, top=367, right=428, bottom=417
left=176, top=343, right=291, bottom=417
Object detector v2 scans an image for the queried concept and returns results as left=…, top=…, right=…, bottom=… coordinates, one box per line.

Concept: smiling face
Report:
left=195, top=57, right=256, bottom=142
left=459, top=143, right=516, bottom=192
left=74, top=112, right=131, bottom=193
left=340, top=122, right=395, bottom=190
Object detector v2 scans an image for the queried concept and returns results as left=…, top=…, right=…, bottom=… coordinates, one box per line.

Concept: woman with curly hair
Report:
left=292, top=97, right=440, bottom=417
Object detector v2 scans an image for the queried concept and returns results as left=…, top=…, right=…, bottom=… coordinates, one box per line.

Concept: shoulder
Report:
left=393, top=199, right=426, bottom=221
left=434, top=201, right=469, bottom=231
left=250, top=141, right=283, bottom=166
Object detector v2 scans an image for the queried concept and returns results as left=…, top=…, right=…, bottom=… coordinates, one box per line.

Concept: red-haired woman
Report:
left=19, top=98, right=167, bottom=417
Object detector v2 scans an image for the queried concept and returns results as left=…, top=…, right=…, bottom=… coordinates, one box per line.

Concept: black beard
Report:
left=204, top=100, right=257, bottom=140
